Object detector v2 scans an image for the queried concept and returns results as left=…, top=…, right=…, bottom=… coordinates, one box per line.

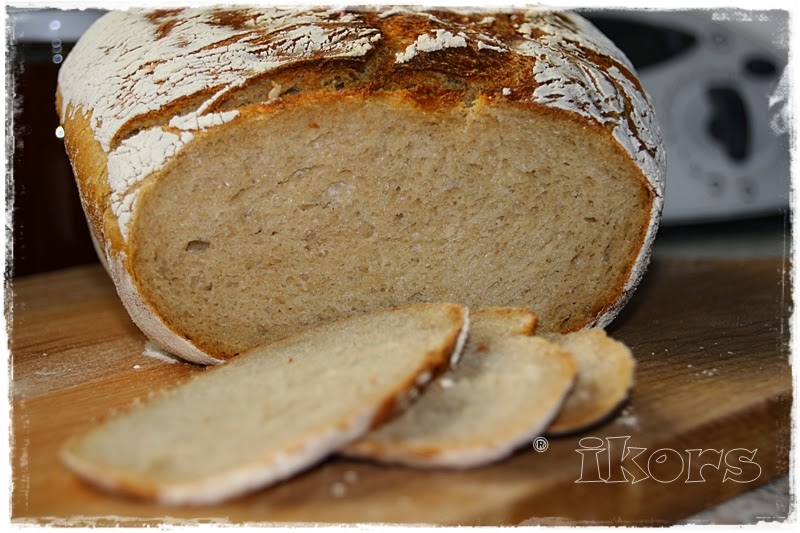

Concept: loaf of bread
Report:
left=57, top=6, right=665, bottom=363
left=61, top=303, right=469, bottom=504
left=342, top=307, right=576, bottom=468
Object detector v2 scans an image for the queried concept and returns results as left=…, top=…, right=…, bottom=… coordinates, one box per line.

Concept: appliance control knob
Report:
left=706, top=85, right=750, bottom=162
left=744, top=56, right=778, bottom=78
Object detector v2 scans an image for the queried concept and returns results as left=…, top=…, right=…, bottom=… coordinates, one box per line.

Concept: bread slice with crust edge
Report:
left=544, top=329, right=635, bottom=435
left=60, top=303, right=469, bottom=505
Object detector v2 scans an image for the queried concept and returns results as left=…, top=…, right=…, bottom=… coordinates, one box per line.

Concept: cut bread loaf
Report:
left=342, top=307, right=576, bottom=468
left=60, top=303, right=469, bottom=505
left=57, top=6, right=665, bottom=363
left=543, top=329, right=635, bottom=435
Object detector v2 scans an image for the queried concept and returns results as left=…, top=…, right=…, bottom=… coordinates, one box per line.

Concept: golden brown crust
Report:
left=57, top=97, right=113, bottom=252
left=58, top=7, right=662, bottom=168
left=472, top=307, right=539, bottom=336
left=368, top=304, right=468, bottom=428
left=543, top=329, right=635, bottom=435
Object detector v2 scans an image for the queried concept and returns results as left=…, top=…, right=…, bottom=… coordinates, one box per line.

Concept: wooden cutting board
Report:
left=9, top=258, right=791, bottom=525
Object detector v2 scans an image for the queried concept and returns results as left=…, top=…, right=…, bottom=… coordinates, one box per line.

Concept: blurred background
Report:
left=5, top=7, right=792, bottom=278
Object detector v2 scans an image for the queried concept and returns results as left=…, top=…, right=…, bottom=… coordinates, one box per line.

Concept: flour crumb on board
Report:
left=616, top=405, right=639, bottom=428
left=133, top=364, right=141, bottom=370
left=330, top=481, right=347, bottom=498
left=343, top=470, right=359, bottom=484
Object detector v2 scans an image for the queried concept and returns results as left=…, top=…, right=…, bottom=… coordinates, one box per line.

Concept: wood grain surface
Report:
left=9, top=258, right=792, bottom=525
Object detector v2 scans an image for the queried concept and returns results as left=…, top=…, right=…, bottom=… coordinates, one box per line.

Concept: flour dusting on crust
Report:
left=395, top=29, right=468, bottom=64
left=58, top=7, right=381, bottom=152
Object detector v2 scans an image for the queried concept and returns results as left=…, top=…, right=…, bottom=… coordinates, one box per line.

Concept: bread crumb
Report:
left=267, top=83, right=282, bottom=101
left=133, top=365, right=141, bottom=370
left=502, top=87, right=511, bottom=96
left=616, top=406, right=638, bottom=428
left=330, top=482, right=347, bottom=498
left=616, top=414, right=639, bottom=428
left=439, top=376, right=455, bottom=389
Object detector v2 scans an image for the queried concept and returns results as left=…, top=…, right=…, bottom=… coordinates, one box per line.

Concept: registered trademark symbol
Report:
left=532, top=437, right=549, bottom=452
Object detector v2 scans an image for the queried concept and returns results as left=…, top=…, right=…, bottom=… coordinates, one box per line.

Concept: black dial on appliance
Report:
left=706, top=85, right=750, bottom=162
left=582, top=15, right=697, bottom=70
left=744, top=56, right=778, bottom=78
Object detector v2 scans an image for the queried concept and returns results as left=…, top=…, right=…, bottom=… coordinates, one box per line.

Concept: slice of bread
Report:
left=342, top=308, right=576, bottom=468
left=543, top=330, right=635, bottom=435
left=61, top=303, right=468, bottom=505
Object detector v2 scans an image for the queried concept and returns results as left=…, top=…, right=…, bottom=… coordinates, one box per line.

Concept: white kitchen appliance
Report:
left=583, top=9, right=790, bottom=225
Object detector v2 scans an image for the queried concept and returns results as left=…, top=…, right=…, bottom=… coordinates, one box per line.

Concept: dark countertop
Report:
left=654, top=213, right=792, bottom=525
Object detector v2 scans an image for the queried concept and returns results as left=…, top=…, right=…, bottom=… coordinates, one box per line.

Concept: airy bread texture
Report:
left=57, top=7, right=665, bottom=363
left=61, top=303, right=468, bottom=505
left=544, top=329, right=635, bottom=435
left=342, top=308, right=576, bottom=468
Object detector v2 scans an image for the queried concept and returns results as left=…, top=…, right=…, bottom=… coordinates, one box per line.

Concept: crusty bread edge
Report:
left=106, top=250, right=223, bottom=365
left=448, top=309, right=471, bottom=368
left=589, top=181, right=664, bottom=330
left=546, top=330, right=636, bottom=436
left=366, top=306, right=470, bottom=426
left=56, top=91, right=222, bottom=364
left=472, top=306, right=539, bottom=336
